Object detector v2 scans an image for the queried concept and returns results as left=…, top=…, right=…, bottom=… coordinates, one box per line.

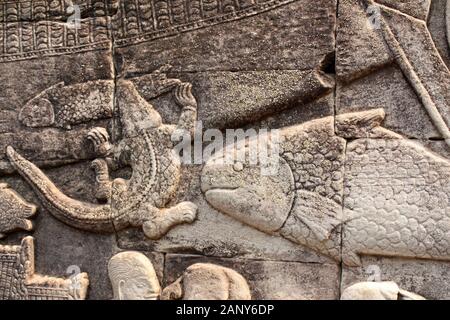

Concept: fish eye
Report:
left=233, top=161, right=244, bottom=172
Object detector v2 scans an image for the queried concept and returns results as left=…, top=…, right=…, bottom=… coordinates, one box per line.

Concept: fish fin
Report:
left=335, top=109, right=388, bottom=138
left=295, top=190, right=343, bottom=242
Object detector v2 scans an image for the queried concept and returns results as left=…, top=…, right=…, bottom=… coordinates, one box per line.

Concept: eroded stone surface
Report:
left=336, top=0, right=392, bottom=83
left=336, top=65, right=441, bottom=139
left=145, top=70, right=334, bottom=129
left=1, top=0, right=450, bottom=301
left=113, top=0, right=336, bottom=73
left=428, top=0, right=450, bottom=68
left=376, top=0, right=431, bottom=21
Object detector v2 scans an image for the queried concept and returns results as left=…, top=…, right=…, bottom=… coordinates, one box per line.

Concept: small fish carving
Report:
left=19, top=80, right=114, bottom=130
left=0, top=183, right=37, bottom=238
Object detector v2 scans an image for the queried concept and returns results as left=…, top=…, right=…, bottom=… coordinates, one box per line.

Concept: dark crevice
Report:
left=320, top=51, right=336, bottom=76
left=335, top=0, right=344, bottom=300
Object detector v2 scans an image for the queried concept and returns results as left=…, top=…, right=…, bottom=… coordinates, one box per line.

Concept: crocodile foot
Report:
left=87, top=127, right=112, bottom=157
left=142, top=201, right=198, bottom=239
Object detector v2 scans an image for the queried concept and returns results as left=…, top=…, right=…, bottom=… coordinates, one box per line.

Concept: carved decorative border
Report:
left=0, top=0, right=112, bottom=62
left=113, top=0, right=298, bottom=47
left=0, top=0, right=298, bottom=62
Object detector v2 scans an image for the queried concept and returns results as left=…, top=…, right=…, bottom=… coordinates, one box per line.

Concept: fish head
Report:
left=19, top=84, right=59, bottom=128
left=0, top=182, right=37, bottom=237
left=201, top=133, right=295, bottom=233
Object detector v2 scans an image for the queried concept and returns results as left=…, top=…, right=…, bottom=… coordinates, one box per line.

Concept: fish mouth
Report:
left=204, top=187, right=239, bottom=209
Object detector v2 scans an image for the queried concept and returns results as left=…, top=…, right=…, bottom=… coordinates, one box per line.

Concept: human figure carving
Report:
left=341, top=282, right=425, bottom=300
left=161, top=263, right=252, bottom=300
left=108, top=251, right=161, bottom=300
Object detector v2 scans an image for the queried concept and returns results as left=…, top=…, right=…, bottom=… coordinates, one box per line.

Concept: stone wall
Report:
left=0, top=0, right=449, bottom=300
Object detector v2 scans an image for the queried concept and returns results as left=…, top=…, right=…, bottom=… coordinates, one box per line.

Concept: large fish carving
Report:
left=201, top=109, right=450, bottom=266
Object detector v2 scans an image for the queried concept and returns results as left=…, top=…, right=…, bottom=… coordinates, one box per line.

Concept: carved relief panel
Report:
left=0, top=0, right=449, bottom=300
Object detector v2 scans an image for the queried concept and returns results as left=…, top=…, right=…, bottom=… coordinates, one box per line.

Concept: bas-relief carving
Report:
left=202, top=109, right=450, bottom=266
left=0, top=0, right=303, bottom=62
left=342, top=136, right=450, bottom=266
left=0, top=182, right=37, bottom=238
left=368, top=0, right=450, bottom=147
left=108, top=251, right=161, bottom=300
left=112, top=0, right=298, bottom=47
left=161, top=263, right=252, bottom=300
left=6, top=72, right=198, bottom=239
left=17, top=65, right=181, bottom=130
left=0, top=0, right=449, bottom=301
left=0, top=237, right=89, bottom=300
left=0, top=0, right=112, bottom=62
left=341, top=281, right=425, bottom=300
left=19, top=80, right=114, bottom=130
left=108, top=252, right=251, bottom=300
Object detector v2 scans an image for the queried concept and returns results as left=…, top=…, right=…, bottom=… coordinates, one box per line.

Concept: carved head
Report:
left=200, top=132, right=295, bottom=234
left=0, top=183, right=37, bottom=238
left=18, top=83, right=61, bottom=128
left=108, top=251, right=161, bottom=300
left=161, top=263, right=252, bottom=300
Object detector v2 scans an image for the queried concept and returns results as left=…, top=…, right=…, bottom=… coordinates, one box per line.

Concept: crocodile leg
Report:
left=130, top=202, right=198, bottom=239
left=174, top=83, right=197, bottom=137
left=91, top=159, right=112, bottom=203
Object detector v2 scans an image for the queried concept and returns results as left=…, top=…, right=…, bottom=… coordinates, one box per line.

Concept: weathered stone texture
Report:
left=1, top=0, right=450, bottom=300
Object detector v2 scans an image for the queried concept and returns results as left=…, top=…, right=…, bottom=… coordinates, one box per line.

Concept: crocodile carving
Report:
left=6, top=70, right=198, bottom=239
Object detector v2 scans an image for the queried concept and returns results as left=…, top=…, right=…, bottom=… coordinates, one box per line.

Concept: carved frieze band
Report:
left=112, top=0, right=297, bottom=46
left=0, top=0, right=298, bottom=62
left=0, top=0, right=112, bottom=62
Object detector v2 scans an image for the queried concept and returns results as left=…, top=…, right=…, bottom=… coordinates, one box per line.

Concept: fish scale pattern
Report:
left=281, top=117, right=346, bottom=205
left=343, top=138, right=450, bottom=266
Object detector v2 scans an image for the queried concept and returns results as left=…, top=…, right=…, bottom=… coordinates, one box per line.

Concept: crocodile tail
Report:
left=6, top=146, right=114, bottom=233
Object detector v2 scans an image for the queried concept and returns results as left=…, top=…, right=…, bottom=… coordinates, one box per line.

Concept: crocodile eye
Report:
left=233, top=161, right=243, bottom=172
